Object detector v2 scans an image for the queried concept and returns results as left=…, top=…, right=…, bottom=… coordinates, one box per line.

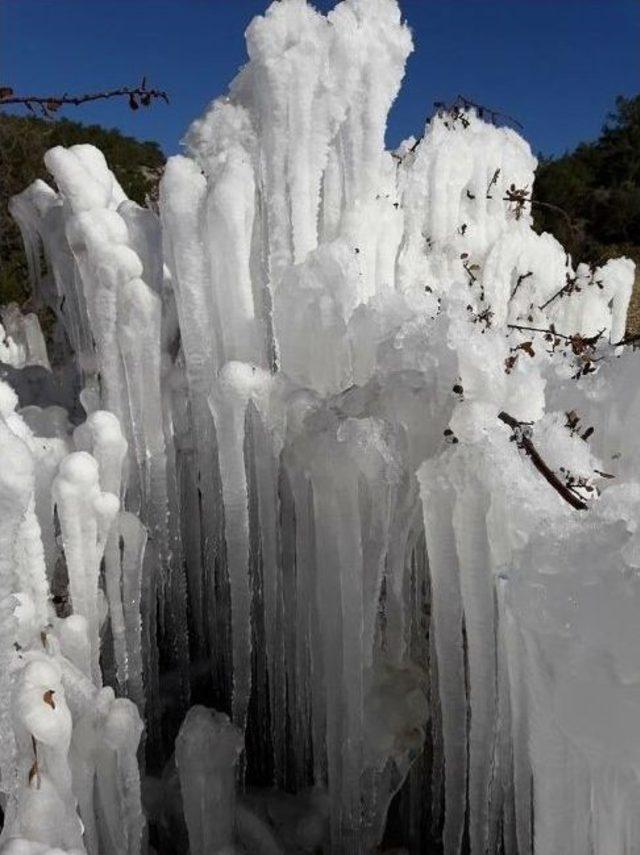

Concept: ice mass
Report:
left=1, top=0, right=639, bottom=852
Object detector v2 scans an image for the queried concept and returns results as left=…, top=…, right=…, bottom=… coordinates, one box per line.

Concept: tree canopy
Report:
left=533, top=94, right=640, bottom=261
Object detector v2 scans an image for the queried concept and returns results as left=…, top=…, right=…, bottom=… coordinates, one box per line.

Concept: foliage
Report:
left=533, top=94, right=640, bottom=264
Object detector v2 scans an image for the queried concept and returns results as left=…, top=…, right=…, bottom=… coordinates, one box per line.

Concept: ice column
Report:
left=175, top=705, right=244, bottom=855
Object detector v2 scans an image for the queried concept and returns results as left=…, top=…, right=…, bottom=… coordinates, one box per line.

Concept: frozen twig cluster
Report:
left=1, top=1, right=639, bottom=853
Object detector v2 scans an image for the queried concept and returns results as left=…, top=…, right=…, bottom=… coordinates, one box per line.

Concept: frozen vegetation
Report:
left=1, top=0, right=639, bottom=852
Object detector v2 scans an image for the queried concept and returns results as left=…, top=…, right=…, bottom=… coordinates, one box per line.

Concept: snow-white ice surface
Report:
left=4, top=0, right=640, bottom=853
left=0, top=385, right=144, bottom=855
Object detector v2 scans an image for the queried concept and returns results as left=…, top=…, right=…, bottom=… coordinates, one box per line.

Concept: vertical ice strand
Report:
left=73, top=412, right=128, bottom=691
left=52, top=452, right=118, bottom=685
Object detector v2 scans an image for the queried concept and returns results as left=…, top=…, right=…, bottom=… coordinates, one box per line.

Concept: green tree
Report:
left=533, top=94, right=640, bottom=264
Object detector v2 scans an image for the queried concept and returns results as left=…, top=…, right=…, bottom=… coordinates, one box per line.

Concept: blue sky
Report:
left=1, top=0, right=638, bottom=158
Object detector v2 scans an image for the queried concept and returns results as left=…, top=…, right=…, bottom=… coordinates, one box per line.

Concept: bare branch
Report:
left=502, top=185, right=580, bottom=238
left=443, top=94, right=524, bottom=130
left=0, top=81, right=169, bottom=118
left=538, top=274, right=579, bottom=311
left=407, top=95, right=524, bottom=155
left=498, top=411, right=588, bottom=510
left=529, top=197, right=578, bottom=232
left=508, top=324, right=606, bottom=350
left=611, top=332, right=640, bottom=348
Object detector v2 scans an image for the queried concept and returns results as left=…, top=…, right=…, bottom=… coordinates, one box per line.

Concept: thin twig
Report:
left=611, top=332, right=640, bottom=347
left=507, top=323, right=572, bottom=341
left=529, top=198, right=578, bottom=232
left=539, top=279, right=574, bottom=312
left=486, top=168, right=501, bottom=199
left=510, top=270, right=533, bottom=299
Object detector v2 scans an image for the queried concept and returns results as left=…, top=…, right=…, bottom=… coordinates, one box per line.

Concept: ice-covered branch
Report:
left=497, top=411, right=589, bottom=510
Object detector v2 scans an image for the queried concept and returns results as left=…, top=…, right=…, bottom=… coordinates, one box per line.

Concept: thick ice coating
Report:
left=0, top=390, right=144, bottom=855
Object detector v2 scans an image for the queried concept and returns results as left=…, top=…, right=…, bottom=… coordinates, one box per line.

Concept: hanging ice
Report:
left=175, top=705, right=244, bottom=855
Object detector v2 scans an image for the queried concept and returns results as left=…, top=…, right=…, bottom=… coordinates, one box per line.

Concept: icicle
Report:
left=452, top=473, right=496, bottom=855
left=161, top=158, right=226, bottom=710
left=74, top=412, right=128, bottom=690
left=52, top=452, right=118, bottom=685
left=247, top=403, right=286, bottom=780
left=418, top=461, right=466, bottom=855
left=175, top=705, right=244, bottom=855
left=118, top=512, right=147, bottom=713
left=210, top=362, right=285, bottom=727
left=96, top=697, right=145, bottom=855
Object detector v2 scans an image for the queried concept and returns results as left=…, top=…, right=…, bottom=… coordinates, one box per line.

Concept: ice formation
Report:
left=2, top=0, right=639, bottom=852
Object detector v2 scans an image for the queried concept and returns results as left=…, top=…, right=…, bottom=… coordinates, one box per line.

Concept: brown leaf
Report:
left=565, top=410, right=579, bottom=430
left=504, top=355, right=518, bottom=374
left=43, top=689, right=55, bottom=709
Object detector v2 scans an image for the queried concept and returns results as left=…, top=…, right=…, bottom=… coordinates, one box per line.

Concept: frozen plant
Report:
left=4, top=0, right=640, bottom=853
